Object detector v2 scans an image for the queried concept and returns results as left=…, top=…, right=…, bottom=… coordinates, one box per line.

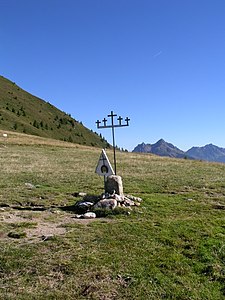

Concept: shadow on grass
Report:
left=1, top=193, right=133, bottom=218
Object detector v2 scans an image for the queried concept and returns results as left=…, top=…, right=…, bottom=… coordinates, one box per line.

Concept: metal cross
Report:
left=96, top=110, right=130, bottom=175
left=102, top=118, right=107, bottom=126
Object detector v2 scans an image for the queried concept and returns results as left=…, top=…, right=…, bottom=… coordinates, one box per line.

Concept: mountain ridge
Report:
left=133, top=139, right=225, bottom=163
left=186, top=143, right=225, bottom=163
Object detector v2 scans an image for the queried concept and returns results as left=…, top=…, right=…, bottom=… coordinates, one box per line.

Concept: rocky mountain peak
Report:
left=133, top=139, right=225, bottom=163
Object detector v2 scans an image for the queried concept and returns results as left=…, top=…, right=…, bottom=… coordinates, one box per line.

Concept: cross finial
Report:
left=117, top=116, right=123, bottom=125
left=96, top=120, right=101, bottom=128
left=125, top=117, right=130, bottom=126
left=108, top=111, right=117, bottom=118
left=102, top=118, right=107, bottom=126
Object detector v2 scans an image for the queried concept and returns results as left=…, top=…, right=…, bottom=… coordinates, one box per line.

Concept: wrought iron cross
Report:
left=96, top=111, right=130, bottom=175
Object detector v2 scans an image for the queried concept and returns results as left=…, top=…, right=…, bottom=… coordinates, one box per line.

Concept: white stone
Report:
left=83, top=212, right=96, bottom=219
left=113, top=194, right=124, bottom=202
left=123, top=198, right=135, bottom=206
left=78, top=192, right=87, bottom=197
left=25, top=182, right=36, bottom=189
left=125, top=194, right=143, bottom=202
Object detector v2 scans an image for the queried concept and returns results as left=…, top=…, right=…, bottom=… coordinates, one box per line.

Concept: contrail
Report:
left=153, top=51, right=162, bottom=58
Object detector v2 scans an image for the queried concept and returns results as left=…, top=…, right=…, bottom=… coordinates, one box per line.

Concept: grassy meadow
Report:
left=0, top=131, right=225, bottom=299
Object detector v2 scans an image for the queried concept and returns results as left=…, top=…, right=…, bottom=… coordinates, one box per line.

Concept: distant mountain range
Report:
left=186, top=144, right=225, bottom=163
left=132, top=139, right=225, bottom=163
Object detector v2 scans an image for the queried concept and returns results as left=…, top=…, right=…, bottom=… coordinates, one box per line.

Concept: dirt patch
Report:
left=0, top=209, right=98, bottom=242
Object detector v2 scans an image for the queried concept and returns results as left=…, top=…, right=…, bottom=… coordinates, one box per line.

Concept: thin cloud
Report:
left=153, top=51, right=163, bottom=58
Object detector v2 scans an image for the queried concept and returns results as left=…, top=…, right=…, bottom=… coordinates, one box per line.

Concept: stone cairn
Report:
left=73, top=175, right=142, bottom=219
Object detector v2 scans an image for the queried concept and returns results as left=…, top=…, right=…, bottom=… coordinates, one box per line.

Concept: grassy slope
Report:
left=0, top=132, right=225, bottom=299
left=0, top=75, right=109, bottom=148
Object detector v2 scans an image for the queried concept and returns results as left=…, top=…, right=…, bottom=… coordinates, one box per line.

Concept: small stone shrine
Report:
left=73, top=149, right=142, bottom=219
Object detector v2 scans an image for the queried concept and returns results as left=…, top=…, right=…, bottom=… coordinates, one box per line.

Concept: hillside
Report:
left=0, top=75, right=109, bottom=148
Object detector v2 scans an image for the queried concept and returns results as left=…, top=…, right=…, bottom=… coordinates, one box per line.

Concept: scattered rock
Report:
left=72, top=214, right=82, bottom=219
left=212, top=204, right=225, bottom=210
left=75, top=201, right=94, bottom=210
left=41, top=235, right=55, bottom=241
left=125, top=194, right=143, bottom=202
left=25, top=182, right=36, bottom=189
left=83, top=212, right=96, bottom=219
left=111, top=193, right=124, bottom=202
left=94, top=199, right=117, bottom=210
left=123, top=197, right=135, bottom=206
left=72, top=212, right=96, bottom=219
left=78, top=192, right=87, bottom=197
left=71, top=192, right=87, bottom=197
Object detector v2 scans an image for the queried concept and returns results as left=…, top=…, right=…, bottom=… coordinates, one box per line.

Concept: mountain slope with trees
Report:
left=0, top=75, right=109, bottom=147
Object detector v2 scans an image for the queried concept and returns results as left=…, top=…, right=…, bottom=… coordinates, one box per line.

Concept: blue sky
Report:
left=1, top=0, right=225, bottom=151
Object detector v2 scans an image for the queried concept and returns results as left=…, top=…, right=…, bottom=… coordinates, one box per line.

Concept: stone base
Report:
left=105, top=175, right=123, bottom=195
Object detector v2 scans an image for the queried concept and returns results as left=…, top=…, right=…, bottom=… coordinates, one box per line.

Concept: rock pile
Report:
left=74, top=192, right=143, bottom=219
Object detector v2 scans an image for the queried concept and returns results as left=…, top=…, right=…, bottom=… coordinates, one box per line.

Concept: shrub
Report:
left=33, top=120, right=39, bottom=128
left=68, top=136, right=73, bottom=143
